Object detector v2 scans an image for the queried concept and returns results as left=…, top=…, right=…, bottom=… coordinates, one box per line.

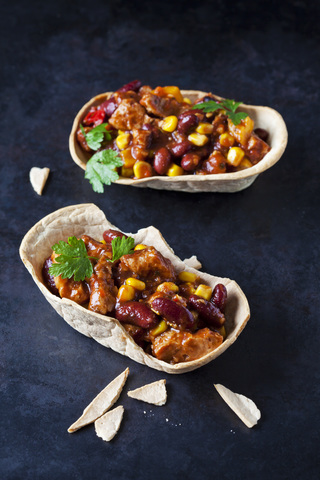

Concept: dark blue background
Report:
left=1, top=1, right=319, bottom=478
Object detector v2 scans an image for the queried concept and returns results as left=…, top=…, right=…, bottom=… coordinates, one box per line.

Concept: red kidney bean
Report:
left=103, top=229, right=127, bottom=244
left=99, top=97, right=119, bottom=117
left=153, top=147, right=171, bottom=175
left=42, top=256, right=59, bottom=296
left=254, top=128, right=269, bottom=142
left=181, top=153, right=201, bottom=172
left=211, top=284, right=227, bottom=312
left=151, top=297, right=195, bottom=330
left=115, top=302, right=158, bottom=329
left=188, top=294, right=225, bottom=328
left=177, top=112, right=199, bottom=135
left=117, top=80, right=142, bottom=93
left=170, top=139, right=192, bottom=158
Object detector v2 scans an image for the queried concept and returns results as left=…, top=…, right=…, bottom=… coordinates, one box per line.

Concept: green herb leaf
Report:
left=193, top=100, right=222, bottom=113
left=49, top=237, right=96, bottom=281
left=110, top=236, right=135, bottom=263
left=194, top=97, right=248, bottom=125
left=80, top=123, right=112, bottom=150
left=227, top=111, right=248, bottom=125
left=85, top=149, right=123, bottom=193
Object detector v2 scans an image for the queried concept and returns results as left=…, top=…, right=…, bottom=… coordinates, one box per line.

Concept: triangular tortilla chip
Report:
left=95, top=405, right=124, bottom=442
left=127, top=379, right=167, bottom=406
left=214, top=383, right=261, bottom=428
left=29, top=167, right=50, bottom=195
left=68, top=367, right=129, bottom=433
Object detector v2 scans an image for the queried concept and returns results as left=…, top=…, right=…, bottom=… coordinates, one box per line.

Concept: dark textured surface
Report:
left=1, top=1, right=320, bottom=478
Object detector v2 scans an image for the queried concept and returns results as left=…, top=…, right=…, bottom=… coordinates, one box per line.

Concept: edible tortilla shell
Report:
left=69, top=90, right=288, bottom=193
left=19, top=203, right=250, bottom=374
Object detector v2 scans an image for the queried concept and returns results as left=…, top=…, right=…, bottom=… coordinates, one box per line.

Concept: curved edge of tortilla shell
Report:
left=20, top=203, right=250, bottom=374
left=94, top=405, right=124, bottom=442
left=69, top=90, right=287, bottom=193
left=68, top=367, right=129, bottom=433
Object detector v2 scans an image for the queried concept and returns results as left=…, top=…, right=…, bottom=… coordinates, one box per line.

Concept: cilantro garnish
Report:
left=110, top=236, right=135, bottom=263
left=49, top=237, right=98, bottom=281
left=80, top=123, right=112, bottom=151
left=194, top=98, right=248, bottom=125
left=48, top=235, right=136, bottom=281
left=85, top=150, right=123, bottom=193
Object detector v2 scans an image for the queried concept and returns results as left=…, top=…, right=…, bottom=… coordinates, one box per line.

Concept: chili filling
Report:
left=42, top=230, right=227, bottom=364
left=76, top=80, right=270, bottom=179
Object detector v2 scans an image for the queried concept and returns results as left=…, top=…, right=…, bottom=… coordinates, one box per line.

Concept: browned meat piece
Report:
left=116, top=246, right=176, bottom=291
left=245, top=133, right=271, bottom=164
left=108, top=98, right=147, bottom=130
left=132, top=129, right=152, bottom=150
left=51, top=252, right=90, bottom=304
left=88, top=256, right=117, bottom=314
left=81, top=235, right=112, bottom=259
left=131, top=128, right=153, bottom=161
left=76, top=127, right=92, bottom=152
left=152, top=328, right=223, bottom=364
left=139, top=85, right=153, bottom=96
left=140, top=92, right=182, bottom=118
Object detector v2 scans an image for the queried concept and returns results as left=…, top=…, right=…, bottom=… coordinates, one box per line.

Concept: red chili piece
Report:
left=82, top=108, right=106, bottom=127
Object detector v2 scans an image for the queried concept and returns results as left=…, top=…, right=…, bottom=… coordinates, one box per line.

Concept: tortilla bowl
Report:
left=69, top=90, right=288, bottom=193
left=19, top=203, right=250, bottom=373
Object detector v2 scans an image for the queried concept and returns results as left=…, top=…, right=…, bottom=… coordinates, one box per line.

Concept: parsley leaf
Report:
left=49, top=237, right=97, bottom=281
left=110, top=236, right=135, bottom=263
left=85, top=150, right=123, bottom=193
left=193, top=97, right=249, bottom=125
left=80, top=123, right=112, bottom=151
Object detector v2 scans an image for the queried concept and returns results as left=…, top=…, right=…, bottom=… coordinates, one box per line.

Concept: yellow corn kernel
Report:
left=196, top=123, right=214, bottom=134
left=218, top=325, right=226, bottom=339
left=100, top=239, right=106, bottom=244
left=117, top=284, right=135, bottom=302
left=161, top=115, right=178, bottom=133
left=183, top=97, right=192, bottom=104
left=195, top=284, right=213, bottom=301
left=178, top=271, right=198, bottom=283
left=151, top=320, right=168, bottom=337
left=162, top=86, right=184, bottom=103
left=238, top=157, right=253, bottom=170
left=188, top=132, right=209, bottom=147
left=156, top=282, right=179, bottom=293
left=134, top=244, right=147, bottom=251
left=227, top=147, right=245, bottom=167
left=116, top=133, right=131, bottom=150
left=121, top=166, right=134, bottom=177
left=121, top=148, right=136, bottom=168
left=118, top=130, right=125, bottom=135
left=133, top=160, right=153, bottom=178
left=125, top=277, right=146, bottom=291
left=219, top=132, right=235, bottom=148
left=167, top=163, right=184, bottom=176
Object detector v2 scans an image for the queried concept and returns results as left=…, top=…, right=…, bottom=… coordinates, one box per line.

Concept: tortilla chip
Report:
left=214, top=384, right=261, bottom=428
left=127, top=379, right=167, bottom=406
left=68, top=367, right=129, bottom=433
left=94, top=405, right=124, bottom=442
left=69, top=90, right=288, bottom=193
left=19, top=203, right=250, bottom=374
left=29, top=167, right=50, bottom=195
